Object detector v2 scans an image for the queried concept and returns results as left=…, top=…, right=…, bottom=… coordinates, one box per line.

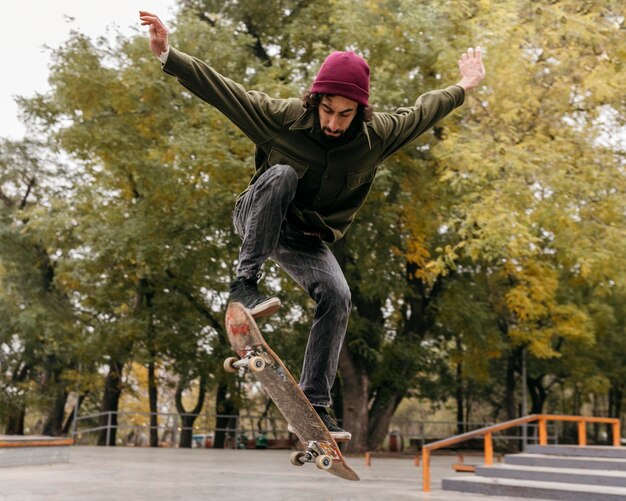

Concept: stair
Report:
left=442, top=445, right=626, bottom=500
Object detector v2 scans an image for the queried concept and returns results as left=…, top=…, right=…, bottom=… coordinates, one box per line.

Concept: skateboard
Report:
left=224, top=302, right=359, bottom=481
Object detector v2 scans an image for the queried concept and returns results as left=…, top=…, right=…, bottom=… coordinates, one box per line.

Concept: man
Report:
left=140, top=11, right=485, bottom=440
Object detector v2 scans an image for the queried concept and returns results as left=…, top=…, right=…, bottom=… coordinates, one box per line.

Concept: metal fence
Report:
left=71, top=410, right=562, bottom=451
left=71, top=410, right=297, bottom=448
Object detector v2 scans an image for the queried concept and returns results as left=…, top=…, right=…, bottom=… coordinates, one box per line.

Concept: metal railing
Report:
left=385, top=419, right=558, bottom=450
left=421, top=414, right=622, bottom=492
left=71, top=411, right=546, bottom=449
left=71, top=410, right=293, bottom=447
left=73, top=410, right=554, bottom=450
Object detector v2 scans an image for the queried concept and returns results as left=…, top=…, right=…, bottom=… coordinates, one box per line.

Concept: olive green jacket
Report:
left=163, top=47, right=465, bottom=242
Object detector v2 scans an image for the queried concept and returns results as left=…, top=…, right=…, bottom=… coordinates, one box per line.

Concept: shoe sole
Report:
left=250, top=297, right=281, bottom=319
left=288, top=424, right=351, bottom=442
left=330, top=432, right=352, bottom=441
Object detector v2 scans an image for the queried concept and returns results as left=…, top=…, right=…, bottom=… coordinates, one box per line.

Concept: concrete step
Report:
left=442, top=476, right=626, bottom=500
left=476, top=463, right=626, bottom=488
left=527, top=444, right=626, bottom=459
left=506, top=453, right=626, bottom=471
left=0, top=435, right=72, bottom=467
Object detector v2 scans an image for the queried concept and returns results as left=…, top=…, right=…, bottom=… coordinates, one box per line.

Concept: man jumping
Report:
left=140, top=10, right=485, bottom=440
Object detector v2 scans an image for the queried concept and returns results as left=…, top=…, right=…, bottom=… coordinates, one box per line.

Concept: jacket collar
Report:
left=289, top=109, right=372, bottom=150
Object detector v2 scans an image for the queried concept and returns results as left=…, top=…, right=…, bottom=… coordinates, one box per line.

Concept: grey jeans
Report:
left=233, top=164, right=351, bottom=407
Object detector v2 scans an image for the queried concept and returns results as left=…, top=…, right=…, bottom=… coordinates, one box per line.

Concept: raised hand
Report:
left=139, top=11, right=169, bottom=57
left=457, top=47, right=486, bottom=92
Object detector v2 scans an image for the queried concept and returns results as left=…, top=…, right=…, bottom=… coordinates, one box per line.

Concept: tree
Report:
left=0, top=138, right=85, bottom=436
left=3, top=0, right=623, bottom=451
left=316, top=0, right=624, bottom=451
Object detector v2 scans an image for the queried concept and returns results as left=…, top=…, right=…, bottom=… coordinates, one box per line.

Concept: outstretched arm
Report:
left=138, top=10, right=290, bottom=146
left=456, top=47, right=486, bottom=92
left=139, top=11, right=169, bottom=57
left=377, top=47, right=485, bottom=159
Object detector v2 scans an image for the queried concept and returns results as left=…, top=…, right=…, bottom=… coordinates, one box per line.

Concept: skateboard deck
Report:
left=224, top=302, right=359, bottom=481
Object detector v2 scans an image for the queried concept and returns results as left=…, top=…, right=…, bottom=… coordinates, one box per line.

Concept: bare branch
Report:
left=19, top=177, right=36, bottom=211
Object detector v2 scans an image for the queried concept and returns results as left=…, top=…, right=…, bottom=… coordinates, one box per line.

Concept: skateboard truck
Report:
left=289, top=441, right=333, bottom=471
left=223, top=353, right=266, bottom=374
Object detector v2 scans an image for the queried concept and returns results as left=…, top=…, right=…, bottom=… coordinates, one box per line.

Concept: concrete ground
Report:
left=0, top=446, right=537, bottom=501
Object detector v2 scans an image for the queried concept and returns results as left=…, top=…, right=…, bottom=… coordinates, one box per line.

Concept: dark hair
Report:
left=301, top=90, right=374, bottom=123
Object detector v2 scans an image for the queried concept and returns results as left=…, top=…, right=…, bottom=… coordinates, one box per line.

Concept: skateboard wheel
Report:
left=290, top=451, right=307, bottom=466
left=315, top=454, right=332, bottom=470
left=248, top=356, right=266, bottom=372
left=223, top=357, right=239, bottom=373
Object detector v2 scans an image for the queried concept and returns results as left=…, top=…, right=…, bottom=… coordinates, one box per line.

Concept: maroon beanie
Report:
left=310, top=51, right=370, bottom=107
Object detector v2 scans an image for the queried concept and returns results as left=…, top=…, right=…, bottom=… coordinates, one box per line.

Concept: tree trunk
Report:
left=5, top=406, right=26, bottom=435
left=148, top=359, right=159, bottom=447
left=364, top=270, right=444, bottom=452
left=368, top=392, right=403, bottom=451
left=332, top=219, right=444, bottom=454
left=572, top=383, right=582, bottom=416
left=608, top=381, right=624, bottom=443
left=43, top=388, right=69, bottom=436
left=338, top=346, right=369, bottom=453
left=609, top=381, right=624, bottom=419
left=4, top=363, right=29, bottom=435
left=456, top=360, right=465, bottom=435
left=213, top=380, right=239, bottom=449
left=176, top=376, right=206, bottom=448
left=97, top=360, right=124, bottom=446
left=527, top=374, right=548, bottom=414
left=504, top=350, right=518, bottom=420
left=62, top=393, right=87, bottom=435
left=142, top=280, right=159, bottom=447
left=465, top=393, right=473, bottom=425
left=257, top=398, right=273, bottom=434
left=166, top=273, right=230, bottom=446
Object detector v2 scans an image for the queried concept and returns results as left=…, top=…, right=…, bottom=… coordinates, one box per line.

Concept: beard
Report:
left=320, top=126, right=348, bottom=146
left=314, top=112, right=360, bottom=147
left=322, top=126, right=346, bottom=137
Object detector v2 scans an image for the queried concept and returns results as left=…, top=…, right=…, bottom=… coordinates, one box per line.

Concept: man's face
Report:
left=317, top=95, right=359, bottom=138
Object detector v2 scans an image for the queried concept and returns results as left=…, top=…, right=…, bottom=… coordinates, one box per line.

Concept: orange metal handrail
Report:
left=421, top=414, right=621, bottom=492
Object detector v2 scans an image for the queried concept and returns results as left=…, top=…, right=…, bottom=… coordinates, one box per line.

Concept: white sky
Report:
left=2, top=1, right=178, bottom=139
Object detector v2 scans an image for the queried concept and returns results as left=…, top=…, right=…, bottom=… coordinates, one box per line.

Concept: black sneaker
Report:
left=229, top=276, right=281, bottom=319
left=315, top=406, right=352, bottom=441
